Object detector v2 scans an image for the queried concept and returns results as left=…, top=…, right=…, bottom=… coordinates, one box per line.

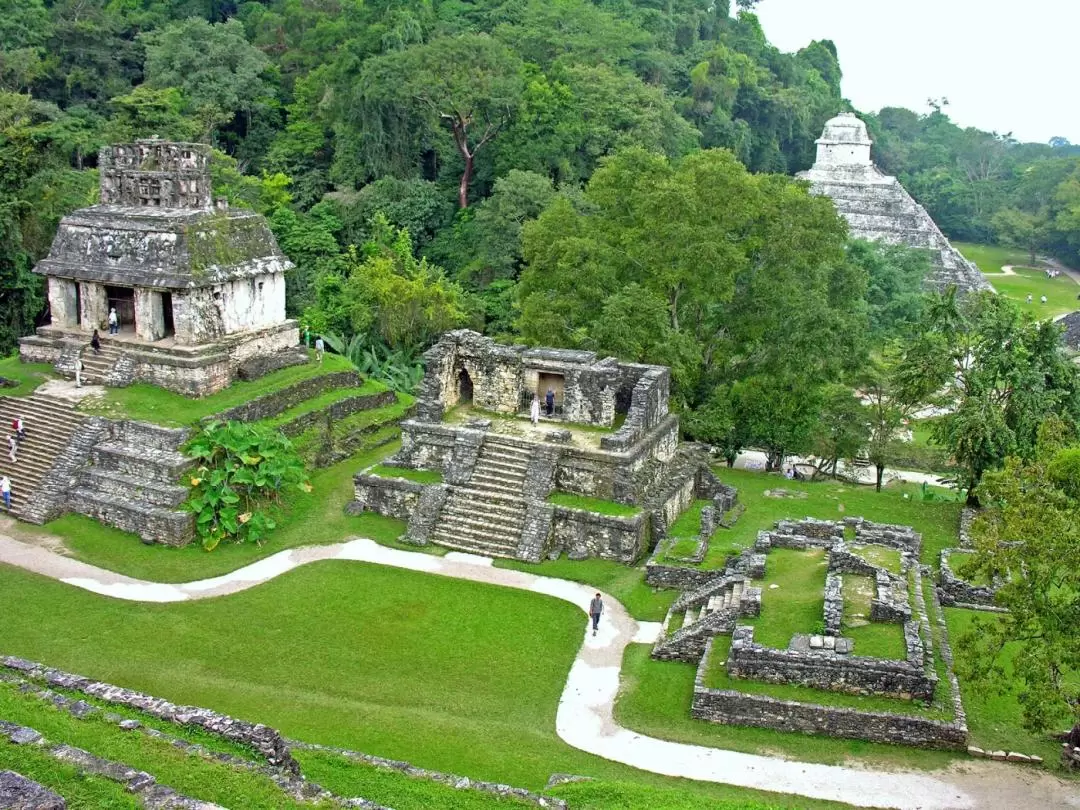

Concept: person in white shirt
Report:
left=0, top=475, right=10, bottom=510
left=530, top=395, right=540, bottom=426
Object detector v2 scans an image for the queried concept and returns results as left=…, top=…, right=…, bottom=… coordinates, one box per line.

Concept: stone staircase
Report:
left=431, top=437, right=530, bottom=558
left=0, top=394, right=83, bottom=518
left=75, top=342, right=123, bottom=385
left=652, top=576, right=760, bottom=663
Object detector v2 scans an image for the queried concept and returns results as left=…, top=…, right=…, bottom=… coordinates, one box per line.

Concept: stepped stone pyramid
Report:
left=799, top=113, right=989, bottom=293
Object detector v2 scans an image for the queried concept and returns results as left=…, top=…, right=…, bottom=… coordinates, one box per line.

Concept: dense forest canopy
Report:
left=2, top=0, right=1079, bottom=395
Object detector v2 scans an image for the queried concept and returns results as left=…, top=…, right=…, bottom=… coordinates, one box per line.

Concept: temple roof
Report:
left=817, top=112, right=873, bottom=147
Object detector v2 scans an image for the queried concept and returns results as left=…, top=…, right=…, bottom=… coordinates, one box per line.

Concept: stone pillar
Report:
left=47, top=277, right=78, bottom=327
left=79, top=282, right=108, bottom=331
left=171, top=291, right=195, bottom=345
left=134, top=288, right=165, bottom=341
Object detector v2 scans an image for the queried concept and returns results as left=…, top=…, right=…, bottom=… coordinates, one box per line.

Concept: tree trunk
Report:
left=965, top=489, right=980, bottom=508
left=875, top=463, right=885, bottom=492
left=458, top=151, right=473, bottom=209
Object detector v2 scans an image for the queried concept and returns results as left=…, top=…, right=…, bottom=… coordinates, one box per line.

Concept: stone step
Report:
left=90, top=442, right=192, bottom=483
left=68, top=488, right=194, bottom=546
left=467, top=473, right=525, bottom=494
left=429, top=533, right=520, bottom=558
left=438, top=516, right=522, bottom=542
left=442, top=498, right=522, bottom=520
left=435, top=522, right=521, bottom=549
left=80, top=468, right=189, bottom=509
left=451, top=486, right=523, bottom=505
left=475, top=455, right=529, bottom=475
left=439, top=510, right=523, bottom=534
left=480, top=444, right=532, bottom=463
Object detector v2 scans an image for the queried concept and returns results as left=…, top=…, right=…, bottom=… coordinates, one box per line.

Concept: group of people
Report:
left=1025, top=294, right=1050, bottom=305
left=1045, top=268, right=1063, bottom=279
left=2, top=416, right=26, bottom=510
left=528, top=389, right=557, bottom=426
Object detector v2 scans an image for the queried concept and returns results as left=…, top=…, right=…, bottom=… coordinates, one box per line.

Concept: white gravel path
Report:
left=0, top=532, right=991, bottom=809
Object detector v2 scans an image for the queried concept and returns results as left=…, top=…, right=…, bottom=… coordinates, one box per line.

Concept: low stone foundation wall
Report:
left=849, top=518, right=922, bottom=555
left=215, top=370, right=362, bottom=422
left=550, top=506, right=647, bottom=564
left=1, top=656, right=299, bottom=775
left=727, top=625, right=935, bottom=700
left=692, top=641, right=965, bottom=748
left=938, top=549, right=1000, bottom=609
left=643, top=561, right=720, bottom=590
left=351, top=472, right=423, bottom=522
left=279, top=389, right=397, bottom=438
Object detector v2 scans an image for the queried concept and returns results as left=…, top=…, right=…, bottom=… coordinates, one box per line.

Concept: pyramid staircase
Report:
left=74, top=342, right=123, bottom=385
left=652, top=575, right=761, bottom=663
left=430, top=437, right=530, bottom=558
left=0, top=394, right=84, bottom=518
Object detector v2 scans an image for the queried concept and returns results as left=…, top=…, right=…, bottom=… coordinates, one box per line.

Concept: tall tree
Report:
left=350, top=34, right=524, bottom=207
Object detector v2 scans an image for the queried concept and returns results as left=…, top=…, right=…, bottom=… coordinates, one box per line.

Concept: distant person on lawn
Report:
left=315, top=336, right=325, bottom=362
left=589, top=593, right=604, bottom=636
left=530, top=395, right=540, bottom=426
left=0, top=475, right=9, bottom=510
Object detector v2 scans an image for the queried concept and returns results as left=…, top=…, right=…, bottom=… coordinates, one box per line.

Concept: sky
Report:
left=752, top=0, right=1079, bottom=145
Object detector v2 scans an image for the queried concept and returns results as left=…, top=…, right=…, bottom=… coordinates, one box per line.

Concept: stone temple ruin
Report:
left=20, top=139, right=300, bottom=396
left=352, top=330, right=729, bottom=562
left=646, top=517, right=969, bottom=748
left=800, top=113, right=989, bottom=294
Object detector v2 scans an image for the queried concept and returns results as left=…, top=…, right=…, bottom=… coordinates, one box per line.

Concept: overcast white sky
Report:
left=752, top=0, right=1078, bottom=145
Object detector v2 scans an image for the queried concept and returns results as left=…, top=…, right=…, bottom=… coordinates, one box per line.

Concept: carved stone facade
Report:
left=351, top=330, right=710, bottom=562
left=19, top=139, right=299, bottom=396
left=800, top=113, right=989, bottom=294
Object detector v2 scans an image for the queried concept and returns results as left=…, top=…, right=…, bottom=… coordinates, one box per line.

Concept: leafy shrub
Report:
left=322, top=332, right=424, bottom=393
left=186, top=421, right=310, bottom=550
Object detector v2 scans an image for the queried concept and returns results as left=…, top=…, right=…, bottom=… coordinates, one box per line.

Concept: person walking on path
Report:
left=90, top=329, right=101, bottom=355
left=315, top=336, right=325, bottom=363
left=8, top=434, right=17, bottom=464
left=0, top=475, right=10, bottom=511
left=530, top=394, right=540, bottom=426
left=589, top=592, right=604, bottom=636
left=108, top=307, right=118, bottom=335
left=545, top=388, right=555, bottom=417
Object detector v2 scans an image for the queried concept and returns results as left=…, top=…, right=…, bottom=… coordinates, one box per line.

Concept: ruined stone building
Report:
left=20, top=139, right=299, bottom=396
left=353, top=330, right=727, bottom=562
left=800, top=113, right=989, bottom=293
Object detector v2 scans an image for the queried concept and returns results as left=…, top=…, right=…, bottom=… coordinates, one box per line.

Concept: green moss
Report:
left=547, top=491, right=641, bottom=517
left=669, top=499, right=711, bottom=538
left=369, top=465, right=443, bottom=485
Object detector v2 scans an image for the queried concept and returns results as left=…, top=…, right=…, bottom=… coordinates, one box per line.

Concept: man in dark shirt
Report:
left=545, top=388, right=555, bottom=416
left=589, top=593, right=604, bottom=636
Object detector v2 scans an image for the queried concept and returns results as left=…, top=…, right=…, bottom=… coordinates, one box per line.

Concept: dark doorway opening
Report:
left=458, top=368, right=473, bottom=404
left=74, top=283, right=82, bottom=327
left=104, top=285, right=135, bottom=332
left=160, top=291, right=175, bottom=338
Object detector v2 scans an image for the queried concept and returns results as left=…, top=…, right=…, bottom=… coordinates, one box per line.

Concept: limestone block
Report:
left=78, top=281, right=108, bottom=331
left=47, top=277, right=78, bottom=327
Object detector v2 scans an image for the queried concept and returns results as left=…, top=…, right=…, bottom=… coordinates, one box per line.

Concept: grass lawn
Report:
left=954, top=241, right=1040, bottom=274
left=547, top=491, right=641, bottom=518
left=0, top=680, right=313, bottom=809
left=494, top=557, right=676, bottom=622
left=744, top=548, right=827, bottom=647
left=0, top=562, right=852, bottom=809
left=707, top=469, right=962, bottom=570
left=983, top=266, right=1079, bottom=319
left=616, top=644, right=958, bottom=771
left=700, top=637, right=945, bottom=719
left=78, top=351, right=356, bottom=426
left=841, top=574, right=906, bottom=660
left=668, top=499, right=710, bottom=538
left=368, top=464, right=443, bottom=485
left=849, top=544, right=902, bottom=575
left=42, top=443, right=416, bottom=582
left=0, top=354, right=55, bottom=396
left=945, top=608, right=1069, bottom=764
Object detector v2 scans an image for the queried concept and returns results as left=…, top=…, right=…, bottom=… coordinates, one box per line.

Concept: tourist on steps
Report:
left=530, top=394, right=540, bottom=426
left=13, top=416, right=25, bottom=442
left=108, top=307, right=118, bottom=335
left=74, top=355, right=83, bottom=388
left=545, top=388, right=555, bottom=417
left=8, top=433, right=17, bottom=464
left=90, top=329, right=101, bottom=355
left=0, top=475, right=10, bottom=510
left=589, top=593, right=604, bottom=636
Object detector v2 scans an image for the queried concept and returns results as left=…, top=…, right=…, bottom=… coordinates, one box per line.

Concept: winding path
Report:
left=1, top=532, right=1076, bottom=810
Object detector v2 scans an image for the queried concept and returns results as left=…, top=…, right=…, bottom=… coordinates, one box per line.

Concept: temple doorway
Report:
left=104, top=285, right=135, bottom=333
left=458, top=368, right=473, bottom=405
left=160, top=291, right=175, bottom=338
left=537, top=372, right=565, bottom=416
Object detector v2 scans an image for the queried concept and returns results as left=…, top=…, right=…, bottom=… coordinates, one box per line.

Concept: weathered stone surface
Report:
left=236, top=347, right=309, bottom=381
left=799, top=114, right=988, bottom=294
left=214, top=370, right=361, bottom=423
left=938, top=548, right=1003, bottom=609
left=0, top=770, right=66, bottom=809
